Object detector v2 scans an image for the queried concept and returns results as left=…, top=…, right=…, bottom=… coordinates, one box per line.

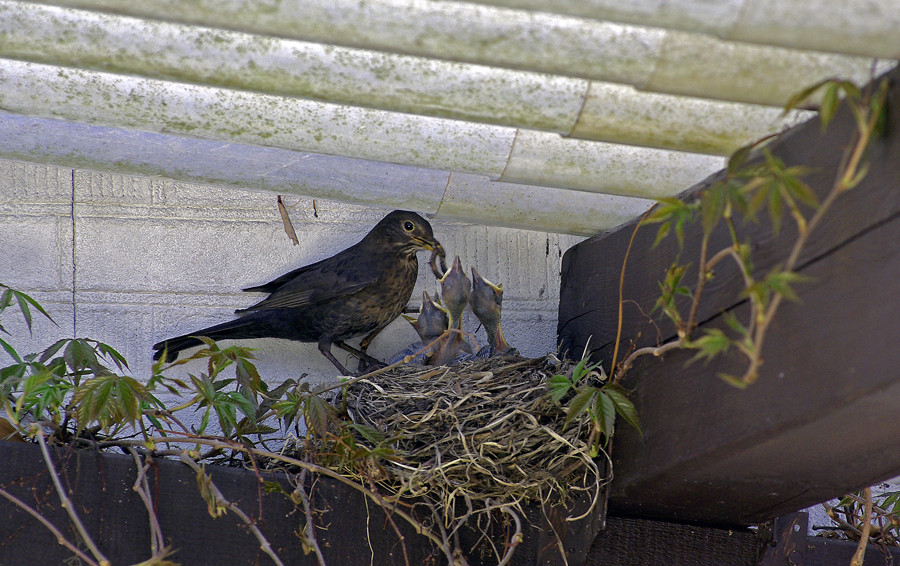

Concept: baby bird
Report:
left=409, top=291, right=449, bottom=344
left=439, top=255, right=471, bottom=331
left=471, top=267, right=511, bottom=355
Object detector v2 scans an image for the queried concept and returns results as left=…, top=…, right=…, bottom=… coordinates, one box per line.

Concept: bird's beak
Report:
left=472, top=267, right=503, bottom=294
left=430, top=241, right=446, bottom=257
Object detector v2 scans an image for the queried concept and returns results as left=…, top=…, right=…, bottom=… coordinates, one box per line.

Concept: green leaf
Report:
left=652, top=221, right=671, bottom=248
left=548, top=374, right=573, bottom=403
left=722, top=312, right=748, bottom=337
left=819, top=82, right=840, bottom=131
left=842, top=162, right=870, bottom=190
left=350, top=423, right=385, bottom=445
left=63, top=339, right=102, bottom=375
left=0, top=337, right=22, bottom=364
left=305, top=394, right=332, bottom=437
left=727, top=142, right=754, bottom=174
left=603, top=383, right=642, bottom=435
left=38, top=339, right=68, bottom=364
left=764, top=270, right=811, bottom=303
left=701, top=183, right=727, bottom=235
left=96, top=342, right=129, bottom=371
left=646, top=198, right=695, bottom=249
left=571, top=356, right=590, bottom=381
left=71, top=373, right=151, bottom=430
left=14, top=293, right=32, bottom=333
left=564, top=387, right=597, bottom=429
left=782, top=78, right=832, bottom=115
left=782, top=176, right=819, bottom=208
left=688, top=328, right=731, bottom=365
left=717, top=373, right=749, bottom=389
left=593, top=391, right=616, bottom=437
left=0, top=289, right=12, bottom=313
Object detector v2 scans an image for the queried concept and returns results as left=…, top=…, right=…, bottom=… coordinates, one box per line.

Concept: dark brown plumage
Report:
left=152, top=210, right=444, bottom=375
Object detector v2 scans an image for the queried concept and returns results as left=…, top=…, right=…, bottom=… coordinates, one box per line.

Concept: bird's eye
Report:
left=403, top=221, right=415, bottom=231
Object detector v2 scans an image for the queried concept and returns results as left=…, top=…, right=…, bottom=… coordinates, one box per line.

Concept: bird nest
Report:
left=339, top=354, right=608, bottom=525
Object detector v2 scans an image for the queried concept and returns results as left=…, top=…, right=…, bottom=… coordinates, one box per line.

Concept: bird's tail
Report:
left=152, top=318, right=261, bottom=362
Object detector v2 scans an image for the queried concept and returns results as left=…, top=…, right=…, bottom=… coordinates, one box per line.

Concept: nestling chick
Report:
left=408, top=290, right=449, bottom=344
left=439, top=255, right=470, bottom=331
left=471, top=267, right=511, bottom=355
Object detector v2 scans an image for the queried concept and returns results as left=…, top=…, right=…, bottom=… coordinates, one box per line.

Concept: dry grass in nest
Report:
left=341, top=354, right=608, bottom=524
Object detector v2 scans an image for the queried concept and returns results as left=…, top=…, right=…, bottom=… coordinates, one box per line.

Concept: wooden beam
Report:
left=558, top=67, right=900, bottom=525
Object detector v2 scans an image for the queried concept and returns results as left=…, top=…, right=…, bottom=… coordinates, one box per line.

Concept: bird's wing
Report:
left=242, top=260, right=323, bottom=294
left=237, top=253, right=377, bottom=312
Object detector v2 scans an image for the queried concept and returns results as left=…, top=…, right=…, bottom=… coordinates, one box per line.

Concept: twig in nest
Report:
left=336, top=355, right=605, bottom=564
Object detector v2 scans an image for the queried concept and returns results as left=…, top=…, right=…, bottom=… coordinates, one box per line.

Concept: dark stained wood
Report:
left=0, top=441, right=599, bottom=566
left=759, top=512, right=809, bottom=565
left=558, top=67, right=900, bottom=525
left=585, top=515, right=763, bottom=566
left=559, top=67, right=900, bottom=365
left=804, top=537, right=900, bottom=566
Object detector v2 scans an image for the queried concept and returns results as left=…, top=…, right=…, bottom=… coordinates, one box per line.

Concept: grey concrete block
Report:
left=1, top=158, right=580, bottom=385
left=0, top=294, right=73, bottom=363
left=0, top=217, right=72, bottom=290
left=0, top=158, right=72, bottom=204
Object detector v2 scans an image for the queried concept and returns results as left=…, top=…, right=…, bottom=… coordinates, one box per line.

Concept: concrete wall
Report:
left=0, top=157, right=582, bottom=388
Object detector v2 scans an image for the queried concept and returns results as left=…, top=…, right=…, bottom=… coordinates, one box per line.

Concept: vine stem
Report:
left=684, top=232, right=711, bottom=338
left=610, top=207, right=655, bottom=378
left=850, top=487, right=873, bottom=566
left=179, top=453, right=286, bottom=566
left=739, top=82, right=886, bottom=385
left=126, top=448, right=167, bottom=559
left=0, top=487, right=100, bottom=565
left=167, top=437, right=452, bottom=557
left=32, top=426, right=111, bottom=566
left=493, top=502, right=524, bottom=566
left=293, top=469, right=327, bottom=566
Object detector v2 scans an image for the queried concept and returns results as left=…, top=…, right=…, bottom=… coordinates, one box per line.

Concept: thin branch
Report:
left=851, top=487, right=874, bottom=566
left=0, top=486, right=100, bottom=566
left=611, top=207, right=656, bottom=377
left=179, top=453, right=286, bottom=566
left=614, top=340, right=684, bottom=385
left=32, top=426, right=111, bottom=566
left=126, top=448, right=167, bottom=558
left=493, top=502, right=524, bottom=566
left=684, top=232, right=711, bottom=338
left=294, top=469, right=327, bottom=566
left=364, top=475, right=410, bottom=566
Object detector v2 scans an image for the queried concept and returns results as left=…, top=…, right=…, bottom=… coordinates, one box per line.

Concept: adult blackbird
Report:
left=152, top=210, right=445, bottom=375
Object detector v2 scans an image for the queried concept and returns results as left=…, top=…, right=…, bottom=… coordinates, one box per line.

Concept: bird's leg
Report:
left=317, top=338, right=352, bottom=376
left=358, top=327, right=386, bottom=354
left=334, top=340, right=384, bottom=368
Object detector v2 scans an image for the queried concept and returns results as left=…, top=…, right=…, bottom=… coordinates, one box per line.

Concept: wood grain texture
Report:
left=558, top=67, right=900, bottom=525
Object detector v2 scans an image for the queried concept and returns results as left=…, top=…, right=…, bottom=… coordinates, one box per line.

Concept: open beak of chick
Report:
left=407, top=290, right=449, bottom=344
left=439, top=255, right=471, bottom=330
left=471, top=267, right=511, bottom=355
